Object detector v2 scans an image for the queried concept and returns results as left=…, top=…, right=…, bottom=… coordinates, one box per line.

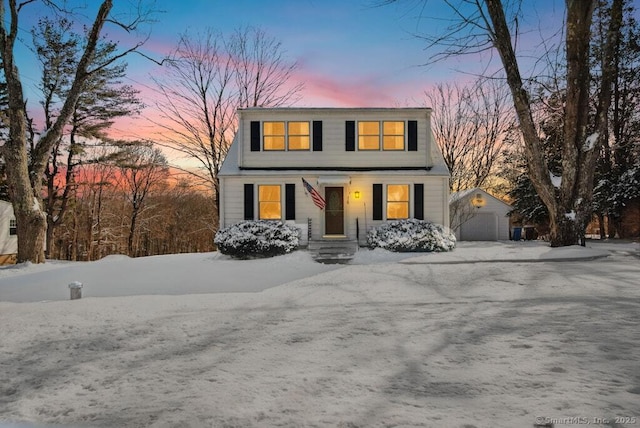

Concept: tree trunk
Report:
left=598, top=213, right=606, bottom=239
left=128, top=209, right=139, bottom=257
left=0, top=0, right=114, bottom=263
left=14, top=209, right=46, bottom=263
left=608, top=214, right=620, bottom=238
left=2, top=100, right=47, bottom=262
left=3, top=141, right=47, bottom=263
left=45, top=215, right=55, bottom=257
left=485, top=0, right=562, bottom=243
left=548, top=207, right=580, bottom=247
left=485, top=0, right=624, bottom=248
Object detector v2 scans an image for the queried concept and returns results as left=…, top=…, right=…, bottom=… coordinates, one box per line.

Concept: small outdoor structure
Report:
left=449, top=188, right=512, bottom=241
left=69, top=281, right=83, bottom=300
left=0, top=200, right=18, bottom=265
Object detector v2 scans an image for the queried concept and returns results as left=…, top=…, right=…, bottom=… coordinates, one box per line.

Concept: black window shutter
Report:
left=250, top=121, right=261, bottom=151
left=414, top=183, right=424, bottom=220
left=408, top=120, right=418, bottom=151
left=285, top=184, right=296, bottom=220
left=345, top=121, right=355, bottom=151
left=244, top=183, right=254, bottom=220
left=312, top=121, right=323, bottom=151
left=373, top=184, right=383, bottom=220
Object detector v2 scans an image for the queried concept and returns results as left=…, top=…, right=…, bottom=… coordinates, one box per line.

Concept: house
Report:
left=218, top=107, right=451, bottom=249
left=0, top=200, right=18, bottom=264
left=449, top=188, right=512, bottom=241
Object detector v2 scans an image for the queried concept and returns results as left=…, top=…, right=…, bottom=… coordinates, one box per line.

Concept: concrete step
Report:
left=309, top=239, right=358, bottom=263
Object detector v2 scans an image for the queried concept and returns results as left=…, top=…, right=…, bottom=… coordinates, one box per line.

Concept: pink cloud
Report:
left=291, top=68, right=420, bottom=108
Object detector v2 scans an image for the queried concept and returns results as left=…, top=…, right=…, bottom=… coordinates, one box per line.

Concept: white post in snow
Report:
left=68, top=281, right=83, bottom=300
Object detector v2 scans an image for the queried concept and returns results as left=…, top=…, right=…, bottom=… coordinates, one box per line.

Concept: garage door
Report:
left=460, top=212, right=498, bottom=241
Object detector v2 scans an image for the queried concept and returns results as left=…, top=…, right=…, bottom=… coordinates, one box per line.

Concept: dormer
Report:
left=236, top=107, right=434, bottom=170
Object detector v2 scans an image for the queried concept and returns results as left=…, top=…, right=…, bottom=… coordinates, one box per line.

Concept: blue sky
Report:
left=12, top=0, right=573, bottom=120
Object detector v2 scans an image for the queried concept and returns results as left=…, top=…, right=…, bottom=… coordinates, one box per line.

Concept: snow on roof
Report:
left=449, top=187, right=512, bottom=208
left=449, top=188, right=478, bottom=203
left=218, top=135, right=239, bottom=176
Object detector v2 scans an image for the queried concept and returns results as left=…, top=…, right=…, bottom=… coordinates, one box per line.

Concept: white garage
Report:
left=450, top=188, right=512, bottom=241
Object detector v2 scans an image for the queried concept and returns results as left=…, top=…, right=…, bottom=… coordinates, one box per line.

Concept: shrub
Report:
left=214, top=220, right=300, bottom=259
left=367, top=218, right=456, bottom=252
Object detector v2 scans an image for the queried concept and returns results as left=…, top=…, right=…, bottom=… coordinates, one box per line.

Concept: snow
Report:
left=367, top=218, right=456, bottom=252
left=1, top=240, right=639, bottom=427
left=550, top=172, right=562, bottom=188
left=565, top=211, right=576, bottom=221
left=583, top=132, right=599, bottom=151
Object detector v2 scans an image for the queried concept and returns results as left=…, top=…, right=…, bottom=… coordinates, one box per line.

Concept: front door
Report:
left=324, top=187, right=344, bottom=235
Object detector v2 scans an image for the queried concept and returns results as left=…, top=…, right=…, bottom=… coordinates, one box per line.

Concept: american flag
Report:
left=301, top=177, right=326, bottom=210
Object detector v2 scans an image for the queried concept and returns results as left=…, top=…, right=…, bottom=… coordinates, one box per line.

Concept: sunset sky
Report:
left=14, top=0, right=570, bottom=142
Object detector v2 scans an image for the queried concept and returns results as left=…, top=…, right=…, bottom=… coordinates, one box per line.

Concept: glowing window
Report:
left=386, top=185, right=409, bottom=219
left=259, top=185, right=281, bottom=219
left=288, top=121, right=310, bottom=150
left=358, top=121, right=380, bottom=150
left=383, top=121, right=405, bottom=150
left=263, top=122, right=285, bottom=150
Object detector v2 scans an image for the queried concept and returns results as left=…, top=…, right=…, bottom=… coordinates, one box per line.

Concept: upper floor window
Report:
left=358, top=121, right=380, bottom=150
left=387, top=185, right=409, bottom=219
left=383, top=121, right=405, bottom=150
left=288, top=122, right=310, bottom=150
left=9, top=219, right=16, bottom=236
left=263, top=122, right=286, bottom=150
left=357, top=121, right=405, bottom=151
left=264, top=121, right=310, bottom=151
left=259, top=185, right=281, bottom=219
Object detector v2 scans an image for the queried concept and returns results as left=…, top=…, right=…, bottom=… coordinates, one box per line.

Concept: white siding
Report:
left=219, top=108, right=451, bottom=247
left=452, top=190, right=511, bottom=241
left=0, top=201, right=18, bottom=257
left=238, top=108, right=433, bottom=169
left=223, top=174, right=450, bottom=246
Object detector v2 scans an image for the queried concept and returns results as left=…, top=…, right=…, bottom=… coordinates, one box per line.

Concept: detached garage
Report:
left=449, top=188, right=512, bottom=241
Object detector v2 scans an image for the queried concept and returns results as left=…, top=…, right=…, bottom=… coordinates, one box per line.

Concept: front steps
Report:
left=308, top=239, right=359, bottom=264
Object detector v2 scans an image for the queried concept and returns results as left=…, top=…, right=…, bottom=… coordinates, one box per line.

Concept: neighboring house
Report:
left=218, top=107, right=451, bottom=247
left=450, top=188, right=512, bottom=241
left=0, top=200, right=18, bottom=264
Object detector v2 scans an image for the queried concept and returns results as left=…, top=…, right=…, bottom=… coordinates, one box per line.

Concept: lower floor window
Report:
left=259, top=185, right=281, bottom=219
left=9, top=219, right=17, bottom=236
left=387, top=184, right=409, bottom=219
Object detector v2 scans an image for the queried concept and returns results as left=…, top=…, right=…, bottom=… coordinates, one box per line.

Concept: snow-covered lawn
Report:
left=1, top=241, right=639, bottom=427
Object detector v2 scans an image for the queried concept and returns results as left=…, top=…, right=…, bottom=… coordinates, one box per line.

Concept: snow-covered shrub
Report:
left=367, top=218, right=456, bottom=252
left=214, top=220, right=300, bottom=259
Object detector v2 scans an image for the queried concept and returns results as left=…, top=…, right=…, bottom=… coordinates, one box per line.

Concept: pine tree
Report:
left=32, top=16, right=143, bottom=257
left=0, top=0, right=152, bottom=263
left=591, top=0, right=640, bottom=237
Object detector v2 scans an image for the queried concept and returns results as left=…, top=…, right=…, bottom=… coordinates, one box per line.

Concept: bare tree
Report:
left=115, top=142, right=169, bottom=257
left=0, top=0, right=153, bottom=263
left=152, top=29, right=236, bottom=217
left=488, top=0, right=622, bottom=246
left=231, top=26, right=304, bottom=108
left=394, top=0, right=624, bottom=246
left=152, top=26, right=303, bottom=224
left=425, top=78, right=515, bottom=193
left=66, top=142, right=128, bottom=261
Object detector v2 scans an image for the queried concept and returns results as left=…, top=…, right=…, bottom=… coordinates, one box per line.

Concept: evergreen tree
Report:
left=591, top=0, right=640, bottom=237
left=507, top=0, right=639, bottom=239
left=0, top=0, right=152, bottom=264
left=32, top=16, right=143, bottom=257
